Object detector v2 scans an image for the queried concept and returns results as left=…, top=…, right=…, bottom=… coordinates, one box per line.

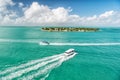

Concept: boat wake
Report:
left=0, top=53, right=76, bottom=80
left=49, top=43, right=120, bottom=46
left=1, top=39, right=120, bottom=46
left=0, top=39, right=38, bottom=43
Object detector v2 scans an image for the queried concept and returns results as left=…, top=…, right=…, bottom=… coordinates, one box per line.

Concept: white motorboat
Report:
left=39, top=41, right=49, bottom=45
left=64, top=48, right=76, bottom=56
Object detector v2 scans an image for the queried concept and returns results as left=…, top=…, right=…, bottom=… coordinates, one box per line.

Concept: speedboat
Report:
left=39, top=41, right=49, bottom=45
left=64, top=48, right=75, bottom=56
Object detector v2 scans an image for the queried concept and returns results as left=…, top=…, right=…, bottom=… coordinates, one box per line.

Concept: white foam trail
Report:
left=1, top=39, right=120, bottom=46
left=49, top=43, right=120, bottom=46
left=21, top=59, right=64, bottom=80
left=21, top=53, right=77, bottom=80
left=40, top=73, right=50, bottom=80
left=0, top=39, right=38, bottom=43
left=1, top=56, right=62, bottom=80
left=0, top=54, right=62, bottom=76
left=64, top=52, right=77, bottom=61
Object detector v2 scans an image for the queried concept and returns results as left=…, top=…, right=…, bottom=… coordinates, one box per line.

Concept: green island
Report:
left=41, top=27, right=99, bottom=32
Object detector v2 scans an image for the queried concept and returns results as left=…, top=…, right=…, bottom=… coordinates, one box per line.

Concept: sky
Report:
left=0, top=0, right=120, bottom=27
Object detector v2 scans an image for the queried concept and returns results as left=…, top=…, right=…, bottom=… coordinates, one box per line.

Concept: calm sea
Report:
left=0, top=27, right=120, bottom=80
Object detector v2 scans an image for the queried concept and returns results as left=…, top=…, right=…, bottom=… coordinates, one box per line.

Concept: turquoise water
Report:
left=0, top=27, right=120, bottom=80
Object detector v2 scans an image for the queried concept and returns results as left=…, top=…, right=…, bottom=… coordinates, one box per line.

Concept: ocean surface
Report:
left=0, top=27, right=120, bottom=80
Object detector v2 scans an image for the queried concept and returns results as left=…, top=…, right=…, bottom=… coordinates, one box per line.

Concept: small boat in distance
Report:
left=39, top=41, right=49, bottom=45
left=64, top=48, right=75, bottom=56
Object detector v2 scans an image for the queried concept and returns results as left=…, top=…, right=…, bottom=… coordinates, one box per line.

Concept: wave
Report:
left=1, top=56, right=62, bottom=80
left=20, top=53, right=76, bottom=80
left=1, top=39, right=119, bottom=46
left=49, top=43, right=120, bottom=46
left=20, top=60, right=63, bottom=80
left=0, top=39, right=38, bottom=43
left=0, top=54, right=62, bottom=75
left=0, top=52, right=76, bottom=80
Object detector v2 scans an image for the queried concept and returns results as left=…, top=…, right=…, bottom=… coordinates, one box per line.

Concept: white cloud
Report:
left=0, top=1, right=120, bottom=27
left=0, top=0, right=17, bottom=25
left=86, top=15, right=97, bottom=21
left=99, top=10, right=115, bottom=18
left=18, top=2, right=24, bottom=8
left=79, top=10, right=120, bottom=27
left=0, top=0, right=14, bottom=12
left=0, top=0, right=14, bottom=7
left=19, top=2, right=81, bottom=26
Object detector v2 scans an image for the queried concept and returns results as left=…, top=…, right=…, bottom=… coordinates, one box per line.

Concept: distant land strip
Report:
left=41, top=27, right=99, bottom=32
